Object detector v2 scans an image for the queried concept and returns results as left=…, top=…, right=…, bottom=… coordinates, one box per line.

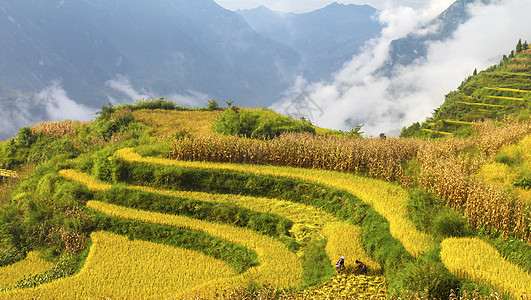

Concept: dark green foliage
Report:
left=486, top=236, right=531, bottom=272
left=407, top=189, right=442, bottom=233
left=94, top=186, right=294, bottom=239
left=0, top=248, right=25, bottom=268
left=212, top=108, right=315, bottom=139
left=125, top=98, right=183, bottom=111
left=432, top=210, right=472, bottom=238
left=391, top=248, right=460, bottom=299
left=516, top=39, right=523, bottom=53
left=300, top=238, right=334, bottom=288
left=92, top=214, right=258, bottom=274
left=206, top=99, right=221, bottom=111
left=513, top=176, right=531, bottom=189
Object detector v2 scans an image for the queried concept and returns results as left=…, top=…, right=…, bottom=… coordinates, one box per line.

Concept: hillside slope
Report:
left=401, top=40, right=531, bottom=138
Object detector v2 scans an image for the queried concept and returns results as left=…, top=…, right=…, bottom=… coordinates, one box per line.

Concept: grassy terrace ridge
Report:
left=115, top=147, right=434, bottom=258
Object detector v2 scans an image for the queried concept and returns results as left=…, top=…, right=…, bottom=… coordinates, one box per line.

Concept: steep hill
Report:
left=401, top=40, right=531, bottom=138
left=1, top=100, right=531, bottom=298
left=237, top=3, right=382, bottom=81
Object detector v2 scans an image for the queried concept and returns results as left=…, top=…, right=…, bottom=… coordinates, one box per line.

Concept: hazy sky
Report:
left=213, top=0, right=430, bottom=12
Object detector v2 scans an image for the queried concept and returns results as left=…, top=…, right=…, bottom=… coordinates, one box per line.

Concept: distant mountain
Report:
left=237, top=3, right=382, bottom=81
left=383, top=0, right=491, bottom=73
left=0, top=0, right=300, bottom=107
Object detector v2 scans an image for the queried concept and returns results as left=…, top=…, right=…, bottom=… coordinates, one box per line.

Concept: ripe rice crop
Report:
left=0, top=169, right=18, bottom=179
left=0, top=251, right=52, bottom=289
left=440, top=237, right=531, bottom=298
left=1, top=231, right=236, bottom=299
left=116, top=148, right=433, bottom=257
left=133, top=109, right=221, bottom=138
left=485, top=87, right=531, bottom=93
left=486, top=95, right=524, bottom=101
left=322, top=222, right=381, bottom=274
left=86, top=201, right=303, bottom=298
left=293, top=274, right=387, bottom=299
left=58, top=169, right=111, bottom=192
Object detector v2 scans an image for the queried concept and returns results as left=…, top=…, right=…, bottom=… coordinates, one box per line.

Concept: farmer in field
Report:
left=335, top=256, right=345, bottom=273
left=355, top=259, right=367, bottom=275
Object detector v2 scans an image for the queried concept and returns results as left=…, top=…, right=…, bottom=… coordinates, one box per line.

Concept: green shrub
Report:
left=212, top=108, right=315, bottom=139
left=391, top=248, right=460, bottom=299
left=432, top=210, right=472, bottom=238
left=301, top=238, right=334, bottom=288
left=407, top=189, right=441, bottom=233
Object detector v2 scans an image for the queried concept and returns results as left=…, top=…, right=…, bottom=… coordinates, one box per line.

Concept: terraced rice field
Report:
left=0, top=252, right=52, bottom=289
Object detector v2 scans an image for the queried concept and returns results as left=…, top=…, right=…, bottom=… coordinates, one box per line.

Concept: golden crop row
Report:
left=58, top=169, right=112, bottom=192
left=59, top=168, right=381, bottom=274
left=440, top=237, right=531, bottom=298
left=115, top=148, right=433, bottom=257
left=0, top=251, right=52, bottom=289
left=86, top=201, right=303, bottom=299
left=0, top=169, right=19, bottom=179
left=1, top=231, right=236, bottom=299
left=168, top=133, right=420, bottom=183
left=484, top=87, right=531, bottom=93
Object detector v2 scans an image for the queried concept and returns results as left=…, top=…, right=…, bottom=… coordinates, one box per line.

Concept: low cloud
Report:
left=272, top=0, right=531, bottom=136
left=105, top=75, right=210, bottom=107
left=0, top=81, right=96, bottom=140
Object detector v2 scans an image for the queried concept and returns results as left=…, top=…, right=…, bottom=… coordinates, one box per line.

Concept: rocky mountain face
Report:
left=237, top=3, right=382, bottom=81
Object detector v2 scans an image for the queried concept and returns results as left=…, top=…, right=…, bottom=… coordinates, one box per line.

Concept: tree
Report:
left=523, top=40, right=529, bottom=51
left=516, top=39, right=523, bottom=53
left=473, top=68, right=477, bottom=76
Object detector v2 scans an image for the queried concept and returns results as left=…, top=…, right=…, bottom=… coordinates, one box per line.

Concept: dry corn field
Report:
left=169, top=133, right=421, bottom=183
left=167, top=119, right=531, bottom=242
left=440, top=237, right=531, bottom=298
left=30, top=120, right=90, bottom=137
